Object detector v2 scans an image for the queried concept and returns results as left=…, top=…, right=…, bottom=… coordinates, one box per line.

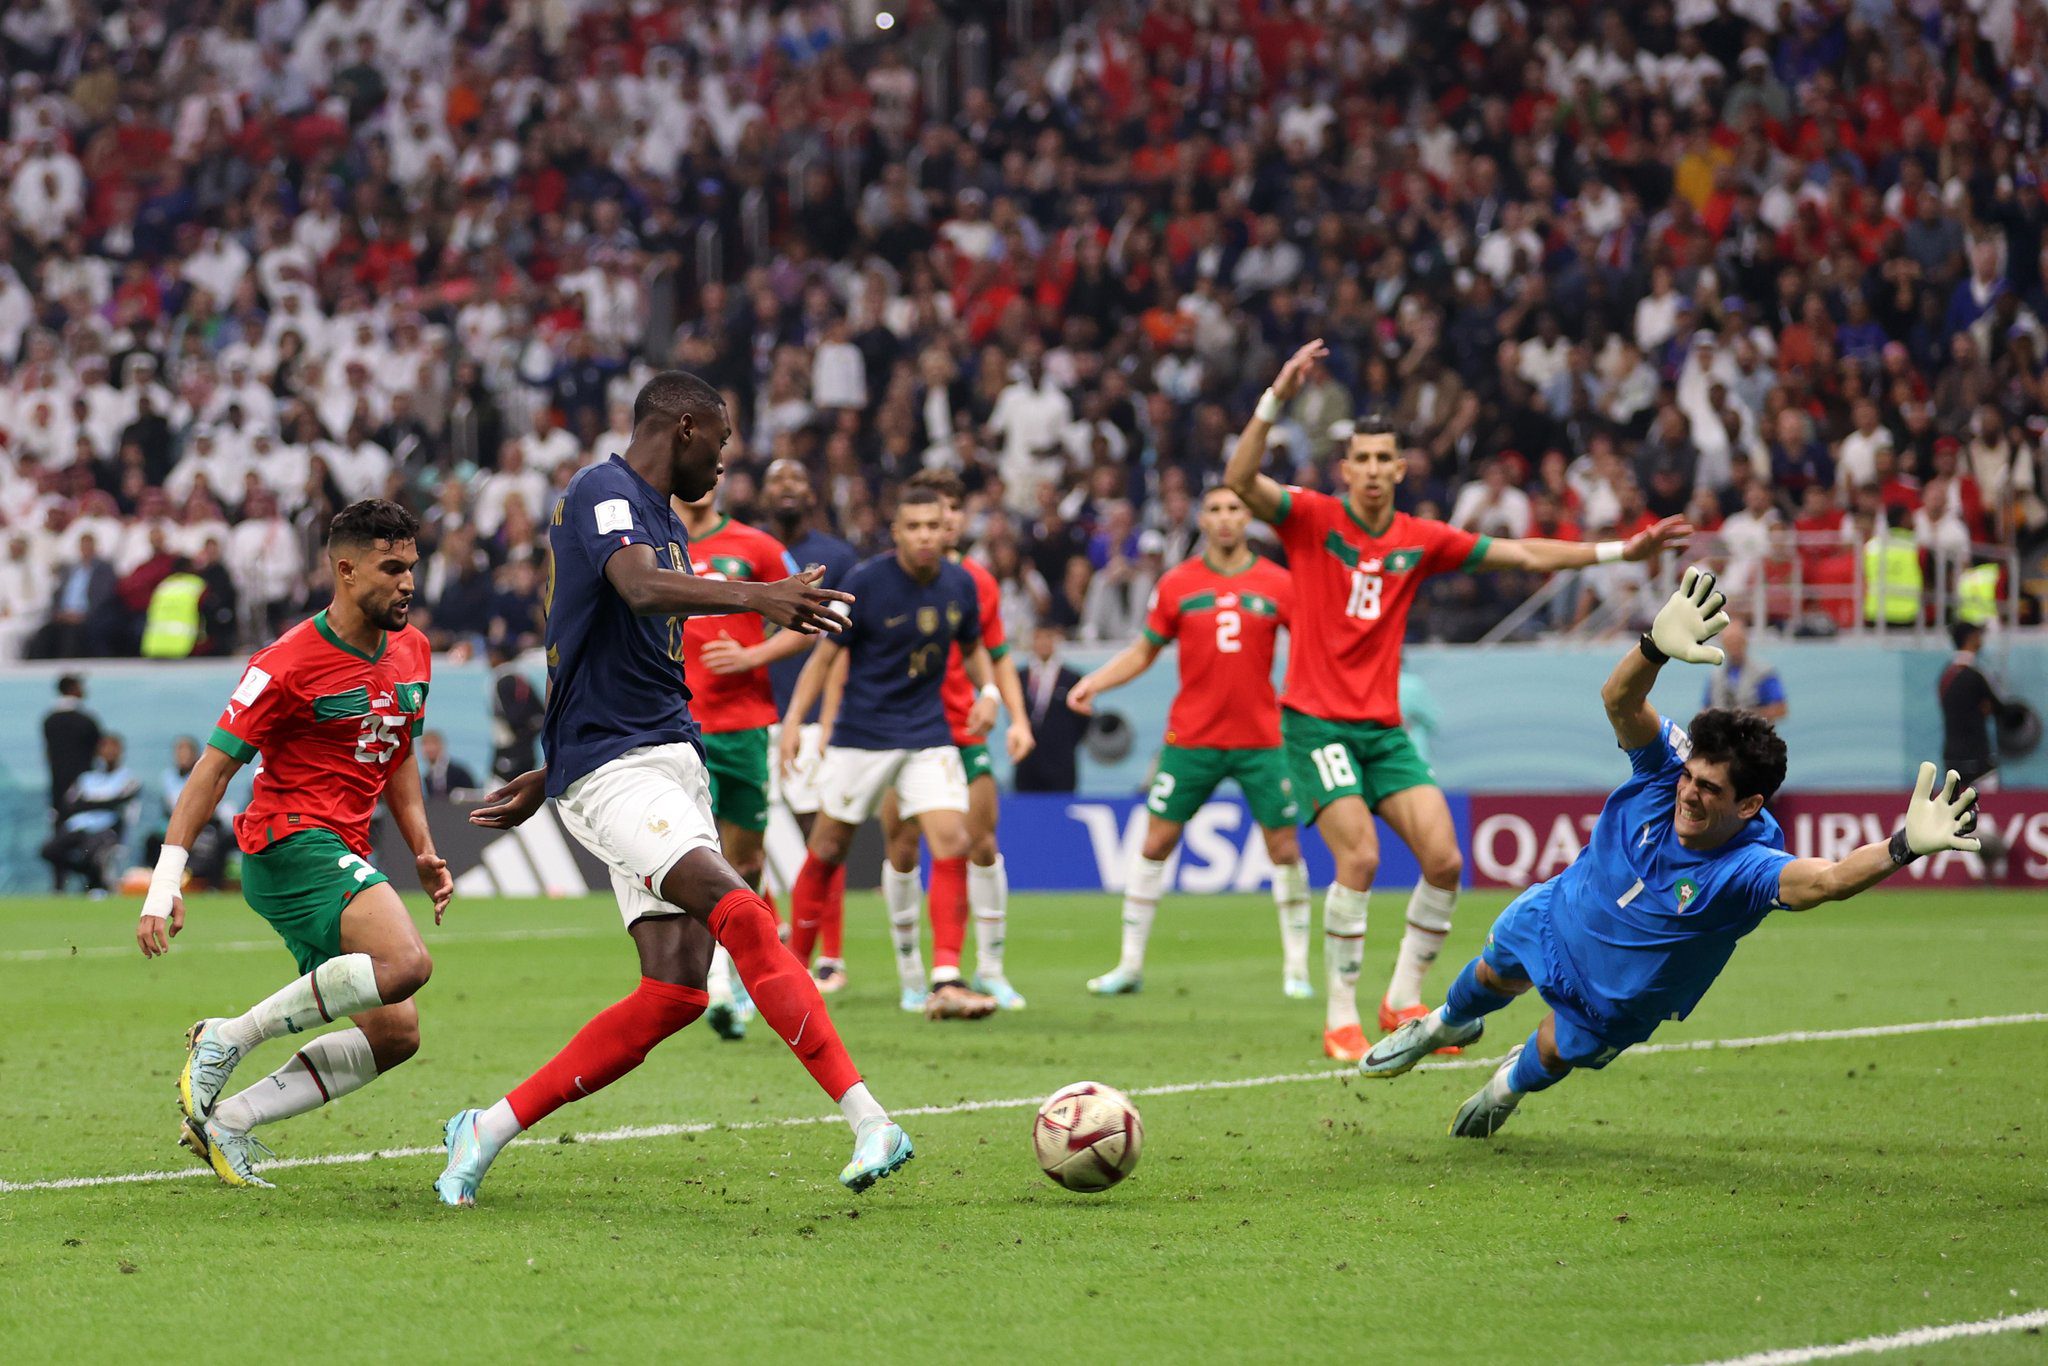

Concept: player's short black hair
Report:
left=633, top=370, right=724, bottom=428
left=896, top=485, right=946, bottom=514
left=904, top=468, right=966, bottom=503
left=1350, top=411, right=1396, bottom=440
left=1686, top=708, right=1788, bottom=803
left=326, top=499, right=420, bottom=551
left=56, top=673, right=84, bottom=698
left=1199, top=481, right=1245, bottom=504
left=1950, top=619, right=1984, bottom=650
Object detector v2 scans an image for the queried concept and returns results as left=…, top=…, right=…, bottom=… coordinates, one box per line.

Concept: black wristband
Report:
left=1887, top=828, right=1917, bottom=867
left=1638, top=632, right=1669, bottom=665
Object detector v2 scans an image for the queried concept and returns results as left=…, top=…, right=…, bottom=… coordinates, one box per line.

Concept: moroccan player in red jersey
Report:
left=1067, top=485, right=1313, bottom=997
left=674, top=489, right=825, bottom=1039
left=1227, top=341, right=1691, bottom=1061
left=865, top=470, right=1034, bottom=1010
left=135, top=500, right=453, bottom=1188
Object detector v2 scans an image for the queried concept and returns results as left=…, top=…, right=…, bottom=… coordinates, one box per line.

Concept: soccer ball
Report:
left=1032, top=1081, right=1143, bottom=1192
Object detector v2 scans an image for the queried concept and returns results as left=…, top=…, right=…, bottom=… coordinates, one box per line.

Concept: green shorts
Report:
left=957, top=742, right=994, bottom=784
left=1146, top=744, right=1299, bottom=829
left=1281, top=709, right=1437, bottom=818
left=702, top=728, right=770, bottom=833
left=240, top=828, right=389, bottom=974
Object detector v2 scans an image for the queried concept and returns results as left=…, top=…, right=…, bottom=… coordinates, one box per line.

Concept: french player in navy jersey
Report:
left=434, top=372, right=918, bottom=1204
left=760, top=456, right=860, bottom=845
left=1363, top=568, right=1983, bottom=1137
left=779, top=487, right=1008, bottom=1020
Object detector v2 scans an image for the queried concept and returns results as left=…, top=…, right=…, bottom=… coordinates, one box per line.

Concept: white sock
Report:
left=211, top=1027, right=380, bottom=1135
left=1386, top=881, right=1457, bottom=1010
left=476, top=1097, right=523, bottom=1156
left=881, top=861, right=926, bottom=992
left=838, top=1080, right=888, bottom=1135
left=970, top=855, right=1008, bottom=981
left=1118, top=856, right=1169, bottom=975
left=1323, top=884, right=1369, bottom=1031
left=219, top=954, right=384, bottom=1054
left=1486, top=1059, right=1524, bottom=1106
left=1271, top=860, right=1312, bottom=981
left=708, top=944, right=737, bottom=1007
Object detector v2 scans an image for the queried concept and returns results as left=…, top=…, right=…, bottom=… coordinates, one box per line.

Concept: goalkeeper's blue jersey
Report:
left=1537, top=717, right=1795, bottom=1031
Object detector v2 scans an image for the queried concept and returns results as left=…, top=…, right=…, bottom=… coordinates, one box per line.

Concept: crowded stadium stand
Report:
left=0, top=0, right=2043, bottom=666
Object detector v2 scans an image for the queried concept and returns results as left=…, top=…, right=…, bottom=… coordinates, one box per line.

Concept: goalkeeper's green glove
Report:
left=1889, top=761, right=1982, bottom=865
left=1641, top=565, right=1732, bottom=667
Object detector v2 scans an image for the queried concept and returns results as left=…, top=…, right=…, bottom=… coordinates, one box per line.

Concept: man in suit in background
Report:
left=43, top=673, right=102, bottom=824
left=418, top=729, right=479, bottom=798
left=32, top=533, right=120, bottom=658
left=1014, top=624, right=1087, bottom=793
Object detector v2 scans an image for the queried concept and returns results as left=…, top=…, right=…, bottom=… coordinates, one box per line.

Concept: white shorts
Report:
left=817, top=744, right=968, bottom=825
left=555, top=742, right=721, bottom=927
left=773, top=723, right=828, bottom=815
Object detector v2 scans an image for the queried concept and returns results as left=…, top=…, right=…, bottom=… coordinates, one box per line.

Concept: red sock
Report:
left=789, top=853, right=839, bottom=964
left=930, top=856, right=968, bottom=974
left=820, top=863, right=846, bottom=960
left=506, top=977, right=707, bottom=1129
left=710, top=888, right=861, bottom=1100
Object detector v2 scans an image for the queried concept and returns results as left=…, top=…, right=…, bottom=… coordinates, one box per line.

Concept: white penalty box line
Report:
left=1684, top=1307, right=2048, bottom=1365
left=3, top=1011, right=2044, bottom=1195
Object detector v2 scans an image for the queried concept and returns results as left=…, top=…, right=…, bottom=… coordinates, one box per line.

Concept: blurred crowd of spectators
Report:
left=2, top=0, right=2047, bottom=663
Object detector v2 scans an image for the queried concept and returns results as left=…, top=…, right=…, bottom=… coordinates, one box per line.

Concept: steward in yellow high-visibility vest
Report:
left=140, top=569, right=205, bottom=658
left=1957, top=562, right=2000, bottom=626
left=1863, top=507, right=1922, bottom=626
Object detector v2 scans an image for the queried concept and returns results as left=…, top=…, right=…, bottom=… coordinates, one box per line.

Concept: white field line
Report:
left=0, top=925, right=612, bottom=963
left=1685, top=1307, right=2048, bottom=1365
left=3, top=1011, right=2043, bottom=1196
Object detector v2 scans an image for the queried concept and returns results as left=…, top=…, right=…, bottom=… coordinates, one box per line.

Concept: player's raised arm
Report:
left=138, top=743, right=243, bottom=957
left=607, top=551, right=853, bottom=635
left=1480, top=513, right=1693, bottom=572
left=1225, top=339, right=1328, bottom=522
left=1776, top=762, right=1981, bottom=911
left=1601, top=566, right=1730, bottom=750
left=1066, top=636, right=1164, bottom=716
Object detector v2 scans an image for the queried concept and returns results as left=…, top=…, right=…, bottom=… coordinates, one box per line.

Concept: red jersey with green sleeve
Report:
left=941, top=554, right=1008, bottom=746
left=681, top=516, right=799, bottom=734
left=1270, top=487, right=1489, bottom=726
left=1142, top=553, right=1292, bottom=749
left=208, top=611, right=433, bottom=857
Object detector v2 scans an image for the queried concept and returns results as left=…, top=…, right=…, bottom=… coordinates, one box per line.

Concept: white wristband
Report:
left=979, top=683, right=1001, bottom=704
left=143, top=845, right=188, bottom=917
left=1595, top=540, right=1625, bottom=564
left=1254, top=389, right=1283, bottom=424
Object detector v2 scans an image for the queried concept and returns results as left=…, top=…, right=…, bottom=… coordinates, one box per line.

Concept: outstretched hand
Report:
left=470, top=768, right=547, bottom=829
left=1269, top=339, right=1329, bottom=403
left=1623, top=515, right=1693, bottom=562
left=1904, top=762, right=1981, bottom=856
left=1648, top=565, right=1731, bottom=666
left=751, top=565, right=853, bottom=635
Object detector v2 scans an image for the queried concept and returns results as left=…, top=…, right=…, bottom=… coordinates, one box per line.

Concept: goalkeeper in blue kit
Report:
left=1362, top=568, right=1984, bottom=1136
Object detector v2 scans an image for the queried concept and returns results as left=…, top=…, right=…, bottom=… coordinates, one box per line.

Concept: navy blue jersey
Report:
left=830, top=554, right=980, bottom=751
left=540, top=455, right=703, bottom=797
left=770, top=527, right=860, bottom=718
left=1531, top=716, right=1794, bottom=1031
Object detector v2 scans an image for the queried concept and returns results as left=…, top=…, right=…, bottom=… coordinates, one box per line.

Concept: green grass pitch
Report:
left=1, top=888, right=2044, bottom=1362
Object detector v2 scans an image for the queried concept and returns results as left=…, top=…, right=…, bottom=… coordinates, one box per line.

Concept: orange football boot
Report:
left=1322, top=1023, right=1369, bottom=1062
